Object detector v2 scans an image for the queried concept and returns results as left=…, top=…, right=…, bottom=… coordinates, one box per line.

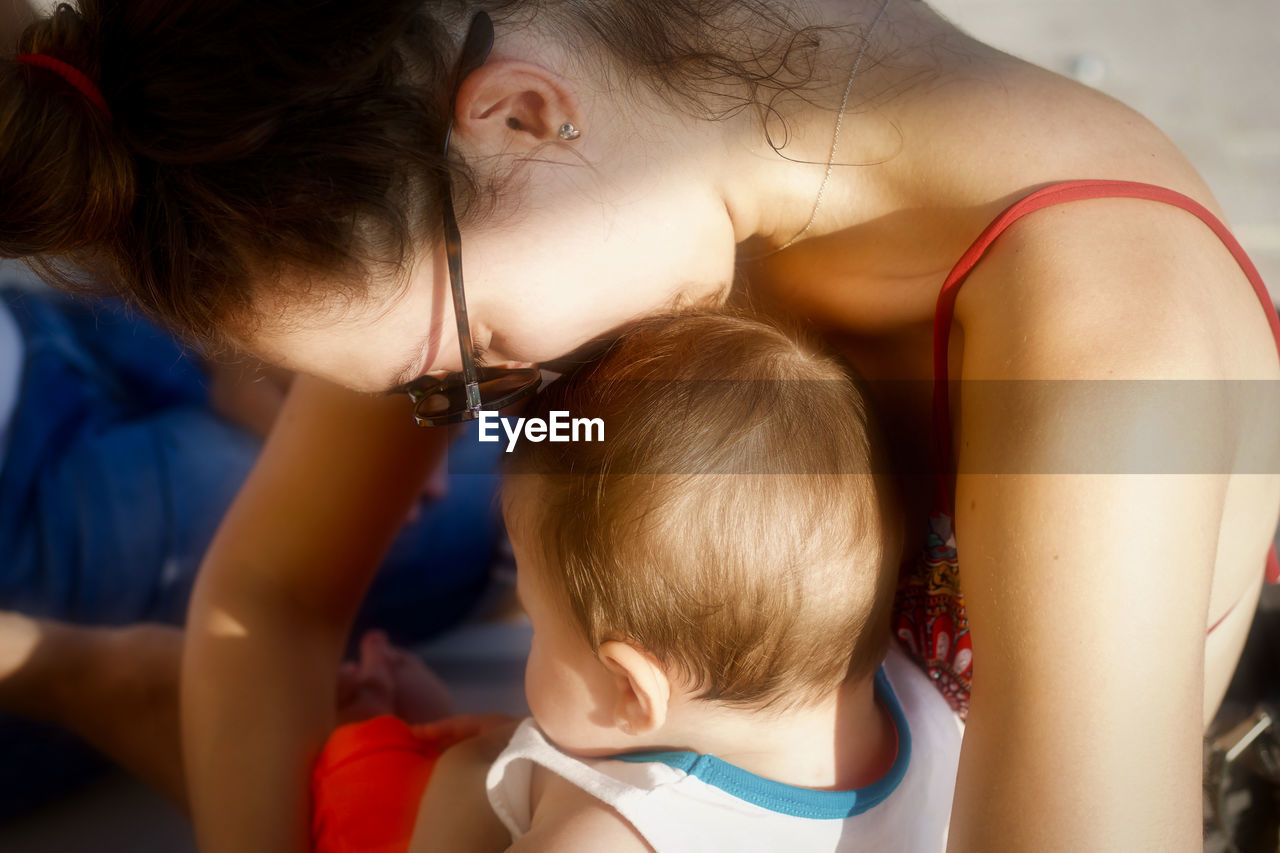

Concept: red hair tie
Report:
left=16, top=53, right=112, bottom=121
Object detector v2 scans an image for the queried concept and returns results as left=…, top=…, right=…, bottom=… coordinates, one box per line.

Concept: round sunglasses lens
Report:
left=412, top=367, right=541, bottom=425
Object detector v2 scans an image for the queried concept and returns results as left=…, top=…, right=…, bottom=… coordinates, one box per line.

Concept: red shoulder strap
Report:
left=931, top=179, right=1280, bottom=517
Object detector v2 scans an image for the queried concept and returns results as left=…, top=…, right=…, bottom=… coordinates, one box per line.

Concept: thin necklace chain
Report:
left=748, top=0, right=894, bottom=260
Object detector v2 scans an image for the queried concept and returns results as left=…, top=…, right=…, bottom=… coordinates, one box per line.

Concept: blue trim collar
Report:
left=613, top=667, right=911, bottom=820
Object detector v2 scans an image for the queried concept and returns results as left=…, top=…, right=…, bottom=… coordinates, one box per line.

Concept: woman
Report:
left=2, top=1, right=1276, bottom=850
left=0, top=4, right=503, bottom=810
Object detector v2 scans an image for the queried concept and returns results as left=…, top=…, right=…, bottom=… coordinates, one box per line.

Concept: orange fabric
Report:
left=311, top=715, right=500, bottom=853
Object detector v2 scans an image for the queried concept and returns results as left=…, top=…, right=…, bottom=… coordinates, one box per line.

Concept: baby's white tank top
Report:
left=486, top=643, right=961, bottom=852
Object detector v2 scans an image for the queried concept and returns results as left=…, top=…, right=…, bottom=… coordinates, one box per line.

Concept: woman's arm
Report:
left=944, top=200, right=1275, bottom=852
left=183, top=375, right=448, bottom=853
left=949, top=471, right=1218, bottom=851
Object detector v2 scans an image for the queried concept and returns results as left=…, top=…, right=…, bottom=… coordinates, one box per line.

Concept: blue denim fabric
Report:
left=0, top=286, right=503, bottom=817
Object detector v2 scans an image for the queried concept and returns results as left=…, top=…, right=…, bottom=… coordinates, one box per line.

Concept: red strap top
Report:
left=931, top=180, right=1280, bottom=515
left=896, top=180, right=1280, bottom=718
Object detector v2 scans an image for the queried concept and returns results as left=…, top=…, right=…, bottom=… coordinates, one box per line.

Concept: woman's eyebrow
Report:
left=380, top=337, right=492, bottom=395
left=382, top=334, right=432, bottom=394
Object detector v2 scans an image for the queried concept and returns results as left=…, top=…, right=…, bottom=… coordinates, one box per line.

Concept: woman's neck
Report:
left=719, top=2, right=971, bottom=242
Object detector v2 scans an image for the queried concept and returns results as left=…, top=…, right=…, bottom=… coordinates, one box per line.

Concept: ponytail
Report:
left=1, top=4, right=134, bottom=258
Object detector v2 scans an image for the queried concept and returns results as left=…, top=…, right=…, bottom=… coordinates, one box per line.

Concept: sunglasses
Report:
left=393, top=11, right=540, bottom=426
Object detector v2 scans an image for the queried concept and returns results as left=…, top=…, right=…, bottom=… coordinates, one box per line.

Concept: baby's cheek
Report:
left=524, top=647, right=562, bottom=724
left=523, top=661, right=578, bottom=745
left=523, top=643, right=547, bottom=713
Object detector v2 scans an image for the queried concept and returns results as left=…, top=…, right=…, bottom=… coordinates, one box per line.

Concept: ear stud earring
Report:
left=557, top=122, right=581, bottom=141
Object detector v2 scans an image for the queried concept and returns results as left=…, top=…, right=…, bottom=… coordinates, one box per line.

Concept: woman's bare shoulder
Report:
left=952, top=189, right=1277, bottom=382
left=887, top=15, right=1223, bottom=223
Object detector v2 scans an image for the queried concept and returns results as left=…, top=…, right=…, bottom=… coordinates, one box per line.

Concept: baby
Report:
left=313, top=311, right=961, bottom=852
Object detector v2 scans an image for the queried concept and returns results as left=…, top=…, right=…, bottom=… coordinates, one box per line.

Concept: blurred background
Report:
left=1, top=0, right=1277, bottom=850
left=931, top=0, right=1280, bottom=297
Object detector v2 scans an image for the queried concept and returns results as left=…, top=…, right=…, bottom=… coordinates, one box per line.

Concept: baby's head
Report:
left=503, top=311, right=899, bottom=754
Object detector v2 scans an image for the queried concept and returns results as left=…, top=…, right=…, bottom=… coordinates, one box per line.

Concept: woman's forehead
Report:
left=235, top=263, right=443, bottom=390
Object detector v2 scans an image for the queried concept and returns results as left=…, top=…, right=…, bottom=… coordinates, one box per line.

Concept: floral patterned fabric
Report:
left=893, top=512, right=972, bottom=718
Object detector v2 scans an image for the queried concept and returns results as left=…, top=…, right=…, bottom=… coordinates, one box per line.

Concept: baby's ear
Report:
left=596, top=641, right=671, bottom=736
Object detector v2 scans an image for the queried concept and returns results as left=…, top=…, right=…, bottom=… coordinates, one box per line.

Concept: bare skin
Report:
left=0, top=618, right=453, bottom=818
left=204, top=357, right=293, bottom=439
left=739, top=4, right=1275, bottom=724
left=167, top=2, right=1279, bottom=852
left=414, top=740, right=655, bottom=853
left=738, top=14, right=1276, bottom=850
left=0, top=345, right=291, bottom=804
left=0, top=614, right=187, bottom=808
left=405, top=502, right=907, bottom=853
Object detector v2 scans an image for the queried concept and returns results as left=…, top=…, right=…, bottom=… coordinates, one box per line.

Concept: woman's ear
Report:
left=596, top=641, right=671, bottom=736
left=453, top=60, right=583, bottom=155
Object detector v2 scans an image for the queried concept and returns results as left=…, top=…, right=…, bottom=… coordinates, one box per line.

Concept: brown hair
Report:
left=0, top=1, right=832, bottom=347
left=2, top=0, right=459, bottom=345
left=506, top=310, right=900, bottom=710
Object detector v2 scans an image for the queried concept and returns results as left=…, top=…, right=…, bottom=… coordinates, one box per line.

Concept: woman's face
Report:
left=245, top=146, right=738, bottom=392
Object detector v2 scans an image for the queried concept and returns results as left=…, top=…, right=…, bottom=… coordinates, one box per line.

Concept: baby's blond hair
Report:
left=506, top=310, right=899, bottom=709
